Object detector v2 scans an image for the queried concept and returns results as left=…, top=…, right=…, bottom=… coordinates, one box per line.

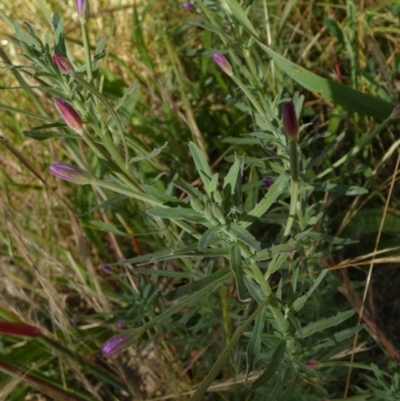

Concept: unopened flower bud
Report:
left=204, top=207, right=219, bottom=225
left=54, top=98, right=83, bottom=134
left=70, top=315, right=79, bottom=325
left=102, top=332, right=132, bottom=356
left=282, top=101, right=299, bottom=139
left=0, top=321, right=41, bottom=337
left=102, top=265, right=111, bottom=274
left=390, top=104, right=400, bottom=119
left=183, top=1, right=196, bottom=13
left=190, top=197, right=204, bottom=213
left=262, top=176, right=274, bottom=188
left=306, top=360, right=322, bottom=370
left=213, top=53, right=233, bottom=77
left=76, top=0, right=90, bottom=19
left=52, top=54, right=74, bottom=75
left=48, top=163, right=93, bottom=185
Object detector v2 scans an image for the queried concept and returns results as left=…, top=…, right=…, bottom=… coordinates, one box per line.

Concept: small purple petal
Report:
left=183, top=2, right=196, bottom=13
left=102, top=265, right=111, bottom=274
left=213, top=53, right=233, bottom=76
left=70, top=315, right=79, bottom=325
left=117, top=320, right=125, bottom=329
left=76, top=0, right=90, bottom=18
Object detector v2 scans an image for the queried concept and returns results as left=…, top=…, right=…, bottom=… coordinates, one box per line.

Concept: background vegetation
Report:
left=1, top=0, right=400, bottom=400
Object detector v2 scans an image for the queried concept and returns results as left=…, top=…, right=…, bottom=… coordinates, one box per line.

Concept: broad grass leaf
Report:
left=341, top=209, right=400, bottom=238
left=299, top=310, right=355, bottom=338
left=257, top=42, right=395, bottom=120
left=252, top=341, right=286, bottom=390
left=229, top=243, right=248, bottom=301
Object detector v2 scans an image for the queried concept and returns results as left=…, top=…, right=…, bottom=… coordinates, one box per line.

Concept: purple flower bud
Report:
left=70, top=315, right=79, bottom=325
left=306, top=360, right=322, bottom=370
left=102, top=332, right=132, bottom=356
left=102, top=265, right=111, bottom=274
left=0, top=321, right=41, bottom=337
left=183, top=1, right=196, bottom=13
left=76, top=0, right=90, bottom=19
left=117, top=320, right=125, bottom=329
left=262, top=176, right=274, bottom=188
left=52, top=54, right=74, bottom=75
left=282, top=101, right=299, bottom=139
left=390, top=104, right=400, bottom=119
left=213, top=53, right=233, bottom=77
left=54, top=98, right=83, bottom=134
left=48, top=163, right=93, bottom=185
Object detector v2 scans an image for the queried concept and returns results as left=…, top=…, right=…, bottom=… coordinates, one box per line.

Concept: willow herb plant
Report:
left=1, top=0, right=400, bottom=400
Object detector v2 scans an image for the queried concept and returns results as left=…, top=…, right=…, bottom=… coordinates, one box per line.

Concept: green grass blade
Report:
left=257, top=42, right=395, bottom=120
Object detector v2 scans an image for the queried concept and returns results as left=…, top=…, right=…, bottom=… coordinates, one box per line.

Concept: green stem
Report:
left=80, top=20, right=93, bottom=82
left=283, top=138, right=299, bottom=237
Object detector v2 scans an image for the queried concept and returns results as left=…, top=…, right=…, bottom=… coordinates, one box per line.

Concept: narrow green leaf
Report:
left=253, top=241, right=297, bottom=262
left=306, top=132, right=345, bottom=170
left=241, top=173, right=289, bottom=228
left=252, top=341, right=287, bottom=390
left=246, top=304, right=267, bottom=377
left=293, top=270, right=328, bottom=312
left=173, top=179, right=204, bottom=200
left=146, top=207, right=208, bottom=223
left=165, top=267, right=231, bottom=301
left=228, top=223, right=261, bottom=251
left=0, top=103, right=53, bottom=122
left=89, top=220, right=128, bottom=236
left=229, top=243, right=248, bottom=301
left=189, top=142, right=213, bottom=192
left=299, top=310, right=355, bottom=338
left=224, top=0, right=258, bottom=37
left=223, top=158, right=241, bottom=195
left=302, top=182, right=368, bottom=196
left=198, top=226, right=218, bottom=249
left=140, top=184, right=182, bottom=204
